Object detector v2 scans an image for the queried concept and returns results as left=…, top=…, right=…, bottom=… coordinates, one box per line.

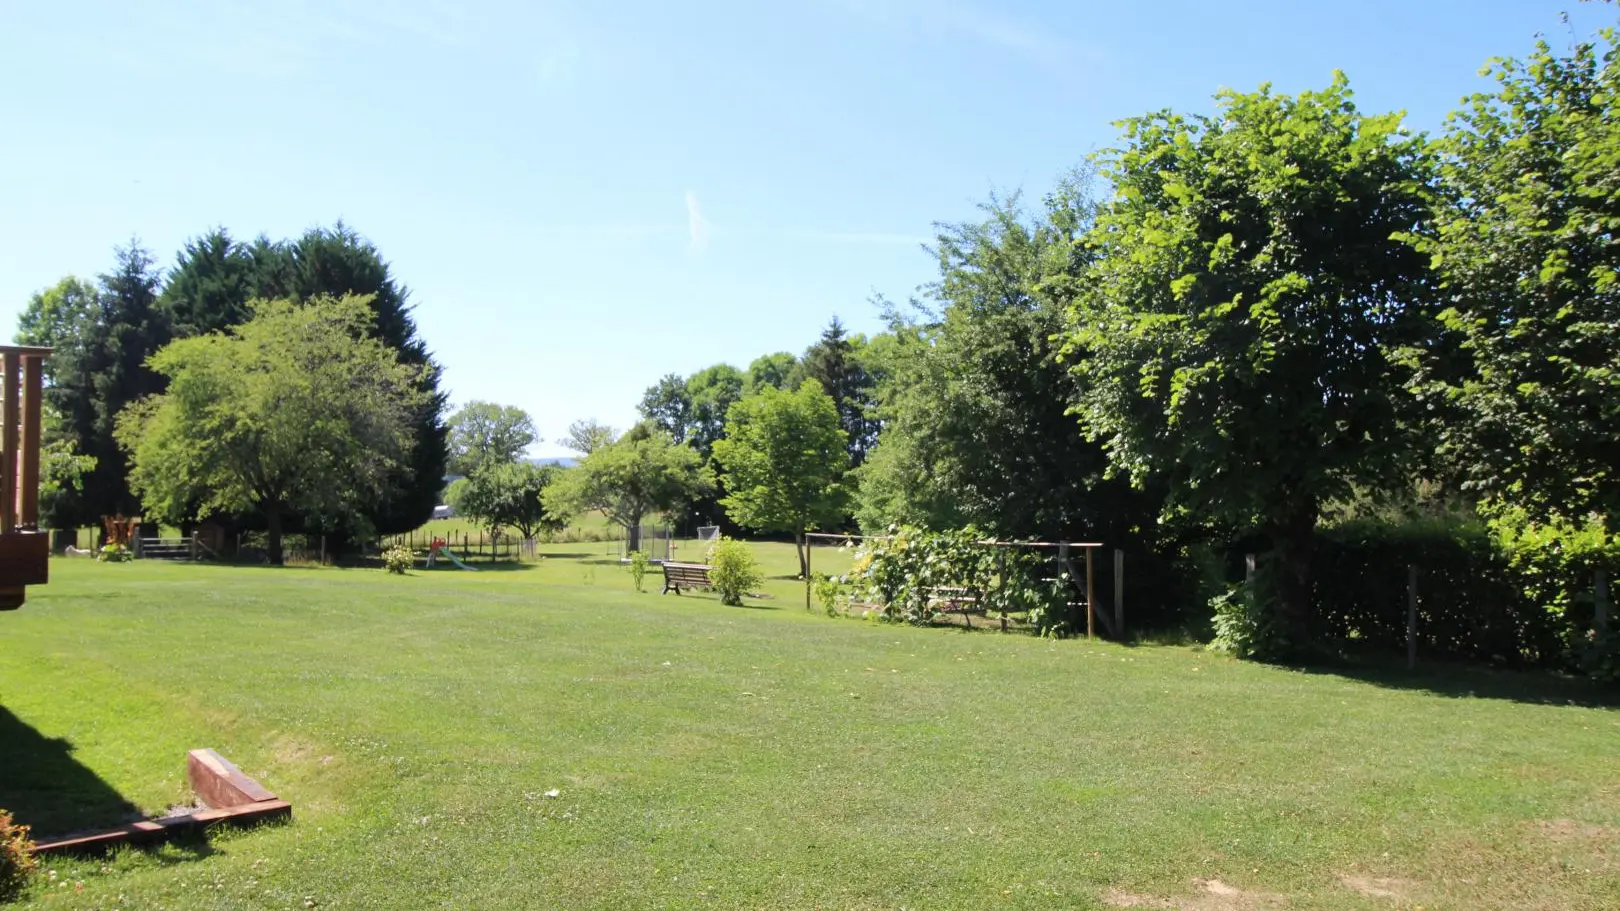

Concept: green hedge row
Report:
left=1310, top=516, right=1615, bottom=676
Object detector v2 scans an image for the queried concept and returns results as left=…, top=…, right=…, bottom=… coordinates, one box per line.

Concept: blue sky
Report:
left=0, top=0, right=1604, bottom=455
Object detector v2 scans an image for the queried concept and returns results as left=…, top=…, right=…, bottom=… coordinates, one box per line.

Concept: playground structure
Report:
left=424, top=537, right=479, bottom=571
left=612, top=523, right=673, bottom=563
left=0, top=346, right=51, bottom=610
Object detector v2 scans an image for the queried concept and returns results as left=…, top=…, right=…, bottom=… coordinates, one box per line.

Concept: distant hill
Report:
left=528, top=456, right=579, bottom=468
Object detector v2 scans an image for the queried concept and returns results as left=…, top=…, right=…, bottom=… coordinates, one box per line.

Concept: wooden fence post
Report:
left=1085, top=546, right=1096, bottom=640
left=1113, top=548, right=1125, bottom=640
left=1058, top=541, right=1072, bottom=630
left=1407, top=564, right=1418, bottom=670
left=1596, top=570, right=1609, bottom=636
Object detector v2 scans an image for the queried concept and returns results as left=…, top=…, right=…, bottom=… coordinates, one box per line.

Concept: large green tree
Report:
left=1412, top=20, right=1620, bottom=526
left=685, top=364, right=745, bottom=458
left=745, top=352, right=798, bottom=395
left=117, top=295, right=424, bottom=564
left=856, top=184, right=1158, bottom=545
left=46, top=242, right=172, bottom=525
left=638, top=374, right=694, bottom=444
left=447, top=461, right=565, bottom=540
left=557, top=419, right=617, bottom=457
left=1060, top=75, right=1436, bottom=642
left=162, top=223, right=448, bottom=538
left=15, top=276, right=97, bottom=382
left=712, top=382, right=848, bottom=578
left=447, top=401, right=537, bottom=476
left=543, top=423, right=710, bottom=552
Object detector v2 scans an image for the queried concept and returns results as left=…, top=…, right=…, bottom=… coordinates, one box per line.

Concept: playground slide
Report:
left=434, top=546, right=479, bottom=571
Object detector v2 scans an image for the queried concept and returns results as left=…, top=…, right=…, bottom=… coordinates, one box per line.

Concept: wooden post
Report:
left=0, top=351, right=17, bottom=533
left=804, top=533, right=812, bottom=611
left=19, top=355, right=41, bottom=526
left=1407, top=564, right=1418, bottom=670
left=1113, top=548, right=1125, bottom=639
left=1596, top=570, right=1609, bottom=635
left=1058, top=541, right=1072, bottom=629
left=1085, top=546, right=1096, bottom=639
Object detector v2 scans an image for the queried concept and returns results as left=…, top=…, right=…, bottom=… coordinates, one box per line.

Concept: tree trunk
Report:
left=1268, top=501, right=1318, bottom=648
left=265, top=505, right=285, bottom=566
left=795, top=530, right=808, bottom=579
left=626, top=519, right=642, bottom=555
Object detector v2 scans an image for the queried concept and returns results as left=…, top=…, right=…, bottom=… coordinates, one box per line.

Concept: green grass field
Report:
left=0, top=551, right=1615, bottom=909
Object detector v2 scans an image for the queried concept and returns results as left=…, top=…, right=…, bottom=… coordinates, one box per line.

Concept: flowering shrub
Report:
left=382, top=545, right=415, bottom=575
left=0, top=809, right=37, bottom=903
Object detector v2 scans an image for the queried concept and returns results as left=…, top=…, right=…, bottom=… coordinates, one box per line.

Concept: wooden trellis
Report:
left=804, top=532, right=1119, bottom=638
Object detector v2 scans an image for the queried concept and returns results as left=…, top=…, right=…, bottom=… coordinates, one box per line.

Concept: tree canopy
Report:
left=1059, top=74, right=1436, bottom=641
left=117, top=295, right=425, bottom=564
left=712, top=381, right=848, bottom=577
left=543, top=423, right=710, bottom=552
left=1412, top=24, right=1620, bottom=527
left=46, top=242, right=172, bottom=525
left=448, top=462, right=566, bottom=540
left=447, top=401, right=537, bottom=477
left=162, top=222, right=448, bottom=539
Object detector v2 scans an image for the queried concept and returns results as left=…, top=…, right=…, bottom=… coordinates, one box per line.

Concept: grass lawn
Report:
left=0, top=550, right=1615, bottom=910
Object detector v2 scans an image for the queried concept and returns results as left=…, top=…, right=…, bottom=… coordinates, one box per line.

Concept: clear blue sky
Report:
left=0, top=1, right=1604, bottom=456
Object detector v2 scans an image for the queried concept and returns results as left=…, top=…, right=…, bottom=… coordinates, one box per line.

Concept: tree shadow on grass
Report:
left=0, top=705, right=143, bottom=838
left=1283, top=655, right=1620, bottom=710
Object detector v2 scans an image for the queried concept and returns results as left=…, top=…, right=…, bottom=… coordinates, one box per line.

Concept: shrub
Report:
left=1209, top=560, right=1291, bottom=660
left=706, top=538, right=762, bottom=607
left=96, top=543, right=132, bottom=563
left=382, top=545, right=415, bottom=575
left=0, top=809, right=37, bottom=903
left=628, top=550, right=649, bottom=593
left=812, top=573, right=842, bottom=616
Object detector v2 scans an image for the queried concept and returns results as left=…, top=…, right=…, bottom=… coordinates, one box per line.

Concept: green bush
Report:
left=96, top=543, right=132, bottom=563
left=1209, top=560, right=1291, bottom=660
left=628, top=550, right=649, bottom=593
left=812, top=573, right=842, bottom=616
left=706, top=538, right=762, bottom=607
left=0, top=809, right=37, bottom=903
left=382, top=545, right=415, bottom=575
left=1307, top=512, right=1616, bottom=675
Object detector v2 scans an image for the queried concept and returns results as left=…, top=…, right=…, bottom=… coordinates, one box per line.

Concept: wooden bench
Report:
left=929, top=586, right=1008, bottom=630
left=662, top=561, right=714, bottom=595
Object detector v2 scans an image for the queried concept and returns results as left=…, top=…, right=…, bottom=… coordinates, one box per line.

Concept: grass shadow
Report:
left=0, top=706, right=143, bottom=838
left=1284, top=655, right=1620, bottom=710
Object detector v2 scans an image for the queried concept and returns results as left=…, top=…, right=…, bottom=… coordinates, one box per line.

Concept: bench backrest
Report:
left=663, top=562, right=712, bottom=581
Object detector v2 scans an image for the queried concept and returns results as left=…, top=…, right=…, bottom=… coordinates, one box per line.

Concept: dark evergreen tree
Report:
left=161, top=223, right=448, bottom=537
left=47, top=241, right=171, bottom=525
left=800, top=317, right=878, bottom=467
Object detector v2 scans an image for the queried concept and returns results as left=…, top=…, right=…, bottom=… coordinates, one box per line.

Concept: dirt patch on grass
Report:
left=1338, top=874, right=1416, bottom=900
left=1103, top=878, right=1282, bottom=910
left=1537, top=819, right=1617, bottom=842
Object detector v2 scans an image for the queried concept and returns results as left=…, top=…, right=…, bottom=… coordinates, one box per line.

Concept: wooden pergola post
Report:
left=0, top=346, right=54, bottom=610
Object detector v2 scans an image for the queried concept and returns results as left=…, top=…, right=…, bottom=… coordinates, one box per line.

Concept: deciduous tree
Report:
left=1060, top=75, right=1436, bottom=644
left=447, top=401, right=537, bottom=476
left=1412, top=20, right=1620, bottom=526
left=543, top=423, right=709, bottom=552
left=447, top=461, right=565, bottom=540
left=712, top=382, right=848, bottom=578
left=117, top=295, right=425, bottom=564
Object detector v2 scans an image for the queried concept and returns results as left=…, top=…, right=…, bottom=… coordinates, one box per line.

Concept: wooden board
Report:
left=187, top=748, right=277, bottom=808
